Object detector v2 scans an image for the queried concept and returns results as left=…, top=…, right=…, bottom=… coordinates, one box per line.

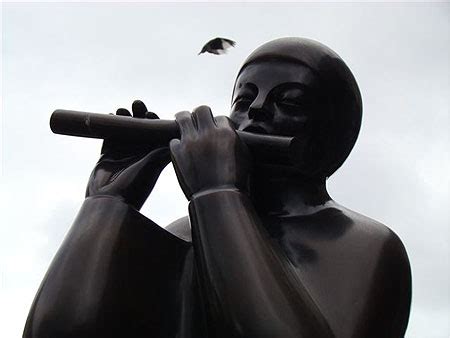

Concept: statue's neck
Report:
left=249, top=166, right=332, bottom=217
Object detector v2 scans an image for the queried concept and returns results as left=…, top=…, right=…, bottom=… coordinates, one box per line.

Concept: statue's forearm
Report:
left=189, top=190, right=334, bottom=338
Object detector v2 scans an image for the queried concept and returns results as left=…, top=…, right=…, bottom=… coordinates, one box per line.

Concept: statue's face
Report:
left=230, top=61, right=324, bottom=140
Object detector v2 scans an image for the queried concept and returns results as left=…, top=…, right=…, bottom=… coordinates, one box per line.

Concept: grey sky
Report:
left=1, top=3, right=449, bottom=337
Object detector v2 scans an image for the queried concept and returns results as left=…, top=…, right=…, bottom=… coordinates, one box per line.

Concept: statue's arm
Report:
left=189, top=190, right=334, bottom=338
left=24, top=101, right=192, bottom=337
left=23, top=196, right=191, bottom=338
left=354, top=230, right=412, bottom=338
left=170, top=107, right=334, bottom=337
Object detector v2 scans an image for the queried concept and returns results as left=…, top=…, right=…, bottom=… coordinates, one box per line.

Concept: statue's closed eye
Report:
left=279, top=97, right=303, bottom=107
left=275, top=85, right=315, bottom=112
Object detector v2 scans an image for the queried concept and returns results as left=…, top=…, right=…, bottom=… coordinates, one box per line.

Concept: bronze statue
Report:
left=24, top=38, right=411, bottom=338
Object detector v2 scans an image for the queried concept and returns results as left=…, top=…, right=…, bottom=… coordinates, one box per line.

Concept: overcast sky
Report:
left=1, top=2, right=449, bottom=337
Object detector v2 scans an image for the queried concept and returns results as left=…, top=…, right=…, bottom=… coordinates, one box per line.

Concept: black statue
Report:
left=24, top=38, right=411, bottom=338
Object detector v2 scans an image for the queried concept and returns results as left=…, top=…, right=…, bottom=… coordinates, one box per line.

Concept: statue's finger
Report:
left=132, top=100, right=147, bottom=118
left=145, top=112, right=160, bottom=120
left=215, top=115, right=234, bottom=129
left=116, top=108, right=131, bottom=117
left=193, top=105, right=216, bottom=132
left=175, top=111, right=196, bottom=139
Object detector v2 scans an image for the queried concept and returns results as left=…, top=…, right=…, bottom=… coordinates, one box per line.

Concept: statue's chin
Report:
left=252, top=161, right=318, bottom=181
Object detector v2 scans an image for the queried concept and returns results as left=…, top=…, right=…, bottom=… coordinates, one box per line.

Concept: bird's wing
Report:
left=221, top=38, right=236, bottom=47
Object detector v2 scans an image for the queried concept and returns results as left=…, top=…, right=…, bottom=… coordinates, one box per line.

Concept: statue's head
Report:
left=230, top=37, right=362, bottom=179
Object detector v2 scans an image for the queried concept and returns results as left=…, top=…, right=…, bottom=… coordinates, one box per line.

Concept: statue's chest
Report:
left=262, top=214, right=379, bottom=338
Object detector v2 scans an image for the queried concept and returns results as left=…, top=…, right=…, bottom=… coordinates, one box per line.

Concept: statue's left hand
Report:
left=85, top=100, right=171, bottom=210
left=170, top=106, right=250, bottom=199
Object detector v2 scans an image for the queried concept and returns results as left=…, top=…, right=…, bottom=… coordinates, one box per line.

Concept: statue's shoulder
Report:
left=341, top=205, right=403, bottom=242
left=338, top=205, right=411, bottom=335
left=338, top=204, right=409, bottom=263
left=165, top=216, right=192, bottom=242
left=274, top=202, right=409, bottom=267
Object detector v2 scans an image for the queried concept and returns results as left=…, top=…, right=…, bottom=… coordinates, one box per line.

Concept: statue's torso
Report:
left=168, top=203, right=408, bottom=338
left=25, top=197, right=409, bottom=338
left=261, top=205, right=399, bottom=338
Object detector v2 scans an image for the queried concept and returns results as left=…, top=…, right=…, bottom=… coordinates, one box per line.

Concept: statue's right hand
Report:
left=85, top=100, right=171, bottom=210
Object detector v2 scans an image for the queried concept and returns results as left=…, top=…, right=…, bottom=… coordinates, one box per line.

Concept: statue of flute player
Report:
left=24, top=38, right=411, bottom=338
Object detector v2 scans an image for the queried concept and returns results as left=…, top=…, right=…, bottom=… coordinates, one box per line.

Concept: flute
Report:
left=50, top=109, right=303, bottom=167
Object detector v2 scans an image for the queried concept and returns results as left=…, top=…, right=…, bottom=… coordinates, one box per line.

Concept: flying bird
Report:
left=198, top=37, right=236, bottom=55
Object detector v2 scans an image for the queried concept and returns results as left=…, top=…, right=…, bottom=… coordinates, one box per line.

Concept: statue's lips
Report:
left=242, top=125, right=269, bottom=135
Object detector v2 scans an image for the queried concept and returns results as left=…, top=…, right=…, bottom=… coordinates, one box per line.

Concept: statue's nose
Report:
left=248, top=98, right=273, bottom=121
